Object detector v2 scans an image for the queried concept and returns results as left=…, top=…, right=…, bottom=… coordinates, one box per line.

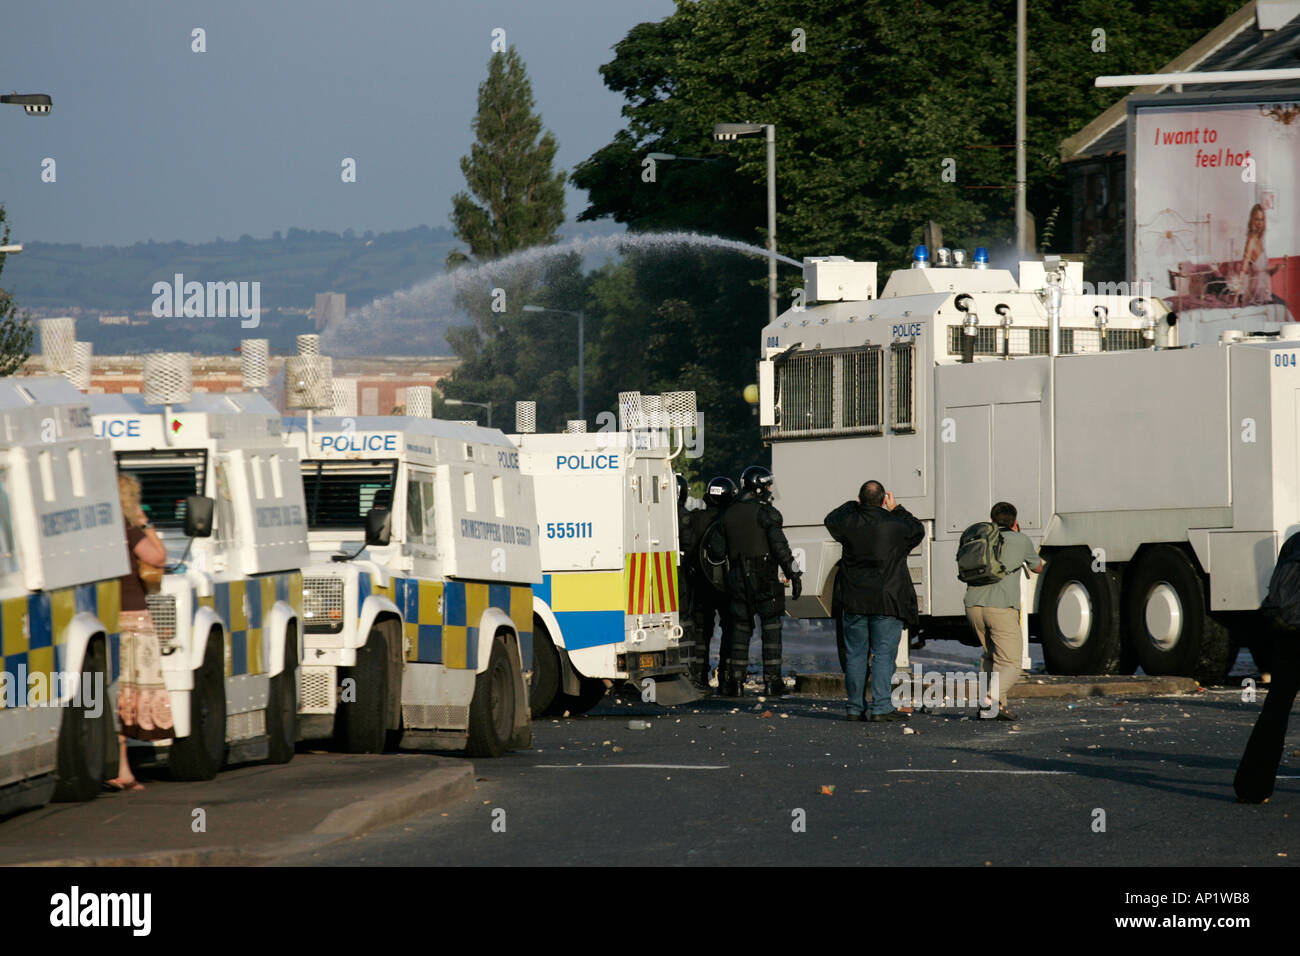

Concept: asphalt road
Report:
left=277, top=679, right=1296, bottom=867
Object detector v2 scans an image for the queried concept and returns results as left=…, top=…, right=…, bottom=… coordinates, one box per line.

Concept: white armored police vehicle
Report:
left=282, top=385, right=534, bottom=757
left=0, top=378, right=127, bottom=815
left=510, top=393, right=697, bottom=716
left=760, top=248, right=1289, bottom=682
left=90, top=354, right=306, bottom=779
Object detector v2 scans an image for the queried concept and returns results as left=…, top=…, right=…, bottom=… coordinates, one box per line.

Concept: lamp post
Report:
left=713, top=122, right=777, bottom=325
left=522, top=304, right=585, bottom=422
left=1, top=94, right=53, bottom=116
left=443, top=398, right=493, bottom=428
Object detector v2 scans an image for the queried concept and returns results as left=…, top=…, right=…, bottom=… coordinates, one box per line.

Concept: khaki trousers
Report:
left=965, top=606, right=1022, bottom=707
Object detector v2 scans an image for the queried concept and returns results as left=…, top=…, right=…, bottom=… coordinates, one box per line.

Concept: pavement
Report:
left=0, top=751, right=473, bottom=866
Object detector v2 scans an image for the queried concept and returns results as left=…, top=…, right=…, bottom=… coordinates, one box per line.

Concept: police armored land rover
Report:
left=282, top=401, right=534, bottom=757
left=510, top=393, right=698, bottom=716
left=90, top=355, right=306, bottom=779
left=0, top=378, right=127, bottom=815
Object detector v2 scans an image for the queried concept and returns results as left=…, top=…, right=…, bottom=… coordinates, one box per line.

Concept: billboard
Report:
left=1132, top=96, right=1300, bottom=343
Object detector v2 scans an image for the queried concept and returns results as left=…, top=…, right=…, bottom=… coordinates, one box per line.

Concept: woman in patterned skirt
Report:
left=105, top=473, right=174, bottom=791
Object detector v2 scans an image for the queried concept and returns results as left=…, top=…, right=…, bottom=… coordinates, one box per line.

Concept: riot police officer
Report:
left=721, top=466, right=801, bottom=697
left=684, top=476, right=736, bottom=691
left=674, top=474, right=698, bottom=684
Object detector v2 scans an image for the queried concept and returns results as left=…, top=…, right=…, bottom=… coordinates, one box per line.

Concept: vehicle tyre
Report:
left=558, top=676, right=608, bottom=716
left=1038, top=548, right=1124, bottom=675
left=1124, top=544, right=1232, bottom=683
left=52, top=638, right=111, bottom=802
left=467, top=632, right=519, bottom=759
left=265, top=627, right=298, bottom=764
left=336, top=625, right=390, bottom=754
left=169, top=632, right=226, bottom=781
left=529, top=620, right=561, bottom=718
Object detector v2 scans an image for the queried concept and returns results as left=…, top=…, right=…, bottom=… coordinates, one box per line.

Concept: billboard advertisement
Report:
left=1132, top=97, right=1299, bottom=343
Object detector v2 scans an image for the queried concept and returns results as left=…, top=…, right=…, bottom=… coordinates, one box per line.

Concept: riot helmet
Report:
left=704, top=475, right=737, bottom=509
left=740, top=465, right=775, bottom=500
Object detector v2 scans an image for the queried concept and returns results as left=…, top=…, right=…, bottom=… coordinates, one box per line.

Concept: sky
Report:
left=0, top=0, right=675, bottom=246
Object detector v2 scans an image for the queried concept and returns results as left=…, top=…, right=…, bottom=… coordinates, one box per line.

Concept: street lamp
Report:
left=443, top=398, right=493, bottom=428
left=647, top=152, right=718, bottom=163
left=1, top=94, right=52, bottom=116
left=713, top=122, right=777, bottom=324
left=522, top=304, right=585, bottom=422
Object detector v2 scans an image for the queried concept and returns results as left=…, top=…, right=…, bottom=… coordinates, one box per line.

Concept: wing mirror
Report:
left=183, top=496, right=214, bottom=538
left=365, top=507, right=392, bottom=547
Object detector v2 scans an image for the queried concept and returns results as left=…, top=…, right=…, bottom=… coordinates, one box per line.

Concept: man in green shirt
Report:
left=964, top=501, right=1043, bottom=721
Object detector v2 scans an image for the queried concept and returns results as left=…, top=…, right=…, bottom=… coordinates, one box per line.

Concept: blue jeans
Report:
left=843, top=613, right=904, bottom=716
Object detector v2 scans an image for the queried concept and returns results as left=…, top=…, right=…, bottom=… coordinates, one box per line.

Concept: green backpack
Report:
left=956, top=522, right=1007, bottom=586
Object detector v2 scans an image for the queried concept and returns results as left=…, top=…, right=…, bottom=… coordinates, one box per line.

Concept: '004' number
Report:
left=547, top=521, right=592, bottom=539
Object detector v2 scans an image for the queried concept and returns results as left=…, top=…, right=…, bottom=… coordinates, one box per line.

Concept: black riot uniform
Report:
left=721, top=466, right=801, bottom=697
left=683, top=476, right=736, bottom=690
left=674, top=475, right=698, bottom=681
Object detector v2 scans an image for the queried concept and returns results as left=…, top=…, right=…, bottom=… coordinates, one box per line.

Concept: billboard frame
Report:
left=1125, top=86, right=1300, bottom=285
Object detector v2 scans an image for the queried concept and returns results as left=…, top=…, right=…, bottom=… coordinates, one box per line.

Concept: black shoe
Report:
left=718, top=676, right=741, bottom=697
left=995, top=708, right=1018, bottom=722
left=764, top=676, right=788, bottom=697
left=869, top=710, right=909, bottom=722
left=844, top=713, right=865, bottom=722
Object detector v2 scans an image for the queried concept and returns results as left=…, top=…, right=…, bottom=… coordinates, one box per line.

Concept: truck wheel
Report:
left=467, top=633, right=519, bottom=758
left=52, top=638, right=110, bottom=802
left=265, top=628, right=298, bottom=764
left=558, top=676, right=607, bottom=716
left=1038, top=549, right=1124, bottom=675
left=529, top=620, right=561, bottom=718
left=170, top=633, right=226, bottom=781
left=336, top=625, right=389, bottom=754
left=1124, top=545, right=1232, bottom=683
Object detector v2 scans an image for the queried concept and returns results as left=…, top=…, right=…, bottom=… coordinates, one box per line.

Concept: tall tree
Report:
left=449, top=47, right=567, bottom=262
left=0, top=205, right=34, bottom=377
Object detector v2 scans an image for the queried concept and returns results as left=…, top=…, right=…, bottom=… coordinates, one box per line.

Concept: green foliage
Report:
left=557, top=0, right=1243, bottom=477
left=0, top=206, right=35, bottom=377
left=449, top=47, right=567, bottom=262
left=440, top=47, right=577, bottom=425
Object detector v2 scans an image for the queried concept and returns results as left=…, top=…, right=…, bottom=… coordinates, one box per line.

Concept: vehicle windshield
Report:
left=301, top=459, right=397, bottom=531
left=116, top=450, right=207, bottom=531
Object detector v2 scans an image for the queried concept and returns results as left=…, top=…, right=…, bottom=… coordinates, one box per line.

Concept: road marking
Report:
left=533, top=763, right=729, bottom=770
left=887, top=769, right=1075, bottom=775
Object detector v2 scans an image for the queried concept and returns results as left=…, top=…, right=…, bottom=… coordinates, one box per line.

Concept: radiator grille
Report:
left=402, top=703, right=470, bottom=731
left=145, top=593, right=178, bottom=649
left=227, top=709, right=265, bottom=740
left=300, top=666, right=336, bottom=713
left=303, top=575, right=345, bottom=633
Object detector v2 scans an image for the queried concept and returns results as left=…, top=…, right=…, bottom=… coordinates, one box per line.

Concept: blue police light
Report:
left=911, top=244, right=930, bottom=269
left=973, top=246, right=990, bottom=270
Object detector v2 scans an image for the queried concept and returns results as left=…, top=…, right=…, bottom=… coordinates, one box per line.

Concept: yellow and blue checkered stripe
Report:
left=364, top=572, right=531, bottom=671
left=533, top=571, right=625, bottom=651
left=195, top=572, right=303, bottom=678
left=0, top=581, right=122, bottom=708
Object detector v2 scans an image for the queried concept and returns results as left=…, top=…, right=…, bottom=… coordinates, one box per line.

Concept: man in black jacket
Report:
left=824, top=480, right=925, bottom=721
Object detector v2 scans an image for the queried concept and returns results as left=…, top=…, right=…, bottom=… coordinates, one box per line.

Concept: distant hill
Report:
left=4, top=225, right=464, bottom=355
left=3, top=221, right=629, bottom=357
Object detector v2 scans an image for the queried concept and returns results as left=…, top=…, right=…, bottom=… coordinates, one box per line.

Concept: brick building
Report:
left=22, top=353, right=459, bottom=414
